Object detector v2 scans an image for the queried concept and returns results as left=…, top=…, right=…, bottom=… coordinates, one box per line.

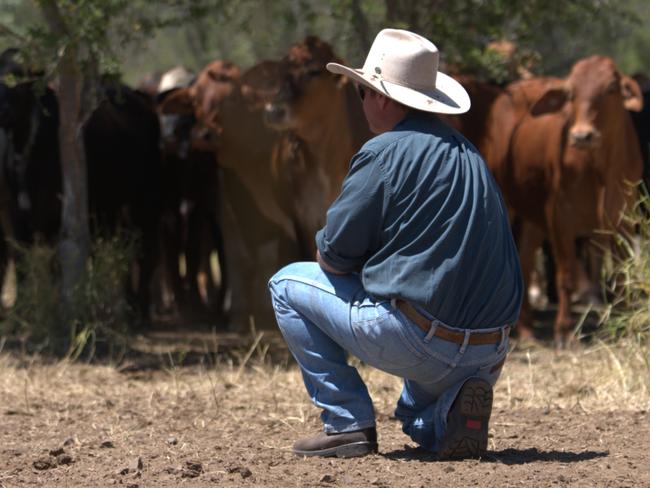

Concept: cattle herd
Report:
left=0, top=39, right=649, bottom=345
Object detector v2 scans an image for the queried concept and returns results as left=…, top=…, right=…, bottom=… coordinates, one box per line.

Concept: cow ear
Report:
left=620, top=75, right=643, bottom=112
left=530, top=88, right=567, bottom=116
left=158, top=87, right=194, bottom=115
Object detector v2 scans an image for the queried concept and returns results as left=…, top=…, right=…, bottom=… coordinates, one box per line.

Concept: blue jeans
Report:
left=268, top=262, right=509, bottom=452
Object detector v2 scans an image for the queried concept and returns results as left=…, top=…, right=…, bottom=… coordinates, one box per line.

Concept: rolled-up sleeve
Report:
left=315, top=150, right=387, bottom=272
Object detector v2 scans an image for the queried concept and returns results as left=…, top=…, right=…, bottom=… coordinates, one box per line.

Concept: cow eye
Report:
left=304, top=69, right=323, bottom=79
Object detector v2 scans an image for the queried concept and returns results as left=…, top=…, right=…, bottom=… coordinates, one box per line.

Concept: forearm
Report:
left=316, top=250, right=348, bottom=275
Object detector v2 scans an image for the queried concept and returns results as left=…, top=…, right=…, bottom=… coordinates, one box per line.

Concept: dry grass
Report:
left=1, top=338, right=649, bottom=487
left=0, top=339, right=648, bottom=428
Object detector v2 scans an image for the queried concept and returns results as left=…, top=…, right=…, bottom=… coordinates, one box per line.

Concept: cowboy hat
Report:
left=327, top=29, right=470, bottom=114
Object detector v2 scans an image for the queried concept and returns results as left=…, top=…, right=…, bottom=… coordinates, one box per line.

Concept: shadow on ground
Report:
left=382, top=445, right=609, bottom=464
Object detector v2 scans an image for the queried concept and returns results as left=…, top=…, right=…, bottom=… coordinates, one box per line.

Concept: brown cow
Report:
left=154, top=66, right=229, bottom=322
left=439, top=75, right=504, bottom=156
left=253, top=37, right=373, bottom=256
left=490, top=56, right=643, bottom=346
left=159, top=60, right=303, bottom=330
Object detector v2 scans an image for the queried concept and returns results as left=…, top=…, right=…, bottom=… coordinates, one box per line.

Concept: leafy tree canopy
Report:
left=1, top=0, right=649, bottom=86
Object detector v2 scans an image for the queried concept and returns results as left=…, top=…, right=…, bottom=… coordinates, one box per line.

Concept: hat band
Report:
left=366, top=70, right=437, bottom=93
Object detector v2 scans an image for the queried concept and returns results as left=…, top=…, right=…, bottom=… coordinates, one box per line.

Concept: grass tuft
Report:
left=0, top=231, right=139, bottom=358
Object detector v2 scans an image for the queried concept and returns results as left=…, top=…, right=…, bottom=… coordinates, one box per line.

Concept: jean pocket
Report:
left=351, top=314, right=426, bottom=371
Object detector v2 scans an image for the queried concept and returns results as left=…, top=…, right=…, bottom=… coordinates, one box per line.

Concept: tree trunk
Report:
left=57, top=44, right=91, bottom=323
left=40, top=1, right=91, bottom=346
left=349, top=0, right=371, bottom=54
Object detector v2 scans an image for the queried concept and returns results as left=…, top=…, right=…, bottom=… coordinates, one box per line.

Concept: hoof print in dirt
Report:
left=227, top=465, right=252, bottom=479
left=181, top=461, right=203, bottom=478
left=49, top=447, right=66, bottom=457
left=57, top=454, right=74, bottom=465
left=117, top=457, right=143, bottom=476
left=33, top=458, right=55, bottom=470
left=33, top=449, right=74, bottom=470
left=100, top=440, right=115, bottom=448
left=130, top=457, right=144, bottom=472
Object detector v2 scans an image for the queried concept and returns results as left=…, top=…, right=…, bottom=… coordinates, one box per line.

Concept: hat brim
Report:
left=326, top=62, right=470, bottom=114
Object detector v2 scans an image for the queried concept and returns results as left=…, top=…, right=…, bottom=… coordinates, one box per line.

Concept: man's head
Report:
left=327, top=29, right=470, bottom=132
left=356, top=84, right=411, bottom=134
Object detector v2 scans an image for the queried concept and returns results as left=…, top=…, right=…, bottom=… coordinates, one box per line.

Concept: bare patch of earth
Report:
left=0, top=333, right=648, bottom=487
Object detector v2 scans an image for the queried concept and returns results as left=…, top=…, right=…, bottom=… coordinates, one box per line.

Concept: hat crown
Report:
left=362, top=29, right=439, bottom=91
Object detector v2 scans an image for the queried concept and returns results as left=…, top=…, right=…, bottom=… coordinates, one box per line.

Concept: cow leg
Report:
left=547, top=210, right=578, bottom=348
left=135, top=219, right=159, bottom=323
left=514, top=219, right=544, bottom=341
left=182, top=208, right=211, bottom=321
left=208, top=212, right=228, bottom=321
left=158, top=210, right=183, bottom=317
left=574, top=237, right=603, bottom=305
left=0, top=198, right=15, bottom=311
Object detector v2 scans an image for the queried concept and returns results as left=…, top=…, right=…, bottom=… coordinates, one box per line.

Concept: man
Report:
left=268, top=29, right=523, bottom=460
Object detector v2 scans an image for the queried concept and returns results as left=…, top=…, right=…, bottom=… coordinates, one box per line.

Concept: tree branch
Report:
left=39, top=0, right=69, bottom=37
left=0, top=22, right=28, bottom=43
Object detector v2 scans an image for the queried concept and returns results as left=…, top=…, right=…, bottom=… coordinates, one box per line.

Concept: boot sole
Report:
left=294, top=441, right=378, bottom=458
left=438, top=378, right=493, bottom=460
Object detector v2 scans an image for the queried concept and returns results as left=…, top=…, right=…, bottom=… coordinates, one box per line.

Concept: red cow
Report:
left=159, top=60, right=304, bottom=330
left=490, top=56, right=643, bottom=346
left=243, top=37, right=373, bottom=257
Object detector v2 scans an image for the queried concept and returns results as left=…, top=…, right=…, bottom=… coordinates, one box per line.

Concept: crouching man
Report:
left=269, top=28, right=523, bottom=459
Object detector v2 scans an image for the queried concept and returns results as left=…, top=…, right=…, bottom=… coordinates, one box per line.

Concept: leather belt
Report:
left=395, top=300, right=508, bottom=345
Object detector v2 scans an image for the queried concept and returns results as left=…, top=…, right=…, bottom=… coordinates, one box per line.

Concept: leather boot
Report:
left=437, top=377, right=493, bottom=460
left=293, top=427, right=378, bottom=458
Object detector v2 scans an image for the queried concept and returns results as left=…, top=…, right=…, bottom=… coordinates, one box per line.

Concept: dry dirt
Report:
left=0, top=332, right=649, bottom=488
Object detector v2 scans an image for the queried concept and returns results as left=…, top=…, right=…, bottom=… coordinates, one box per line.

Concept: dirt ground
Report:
left=0, top=332, right=649, bottom=488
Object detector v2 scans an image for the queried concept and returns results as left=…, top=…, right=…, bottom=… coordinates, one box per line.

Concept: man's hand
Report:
left=316, top=250, right=348, bottom=275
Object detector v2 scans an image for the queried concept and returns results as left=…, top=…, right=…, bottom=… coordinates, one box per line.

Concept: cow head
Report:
left=530, top=56, right=643, bottom=149
left=257, top=36, right=346, bottom=131
left=159, top=60, right=242, bottom=151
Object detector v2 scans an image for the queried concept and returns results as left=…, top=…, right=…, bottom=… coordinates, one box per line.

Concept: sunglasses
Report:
left=357, top=85, right=366, bottom=101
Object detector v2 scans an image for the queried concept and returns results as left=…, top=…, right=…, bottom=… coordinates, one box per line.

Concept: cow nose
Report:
left=264, top=103, right=286, bottom=125
left=569, top=128, right=599, bottom=147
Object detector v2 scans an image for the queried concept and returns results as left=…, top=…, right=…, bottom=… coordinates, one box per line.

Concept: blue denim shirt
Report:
left=316, top=111, right=523, bottom=329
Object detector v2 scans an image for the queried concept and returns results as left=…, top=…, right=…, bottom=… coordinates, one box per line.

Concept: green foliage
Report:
left=2, top=243, right=61, bottom=348
left=1, top=233, right=138, bottom=357
left=2, top=1, right=649, bottom=84
left=600, top=193, right=650, bottom=343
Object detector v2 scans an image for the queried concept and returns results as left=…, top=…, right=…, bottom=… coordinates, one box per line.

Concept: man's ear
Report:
left=376, top=92, right=392, bottom=109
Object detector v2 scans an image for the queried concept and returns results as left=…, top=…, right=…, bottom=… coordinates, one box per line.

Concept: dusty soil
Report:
left=0, top=332, right=649, bottom=488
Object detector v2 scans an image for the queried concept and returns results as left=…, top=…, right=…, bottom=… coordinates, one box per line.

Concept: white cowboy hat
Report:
left=158, top=66, right=195, bottom=94
left=327, top=29, right=470, bottom=114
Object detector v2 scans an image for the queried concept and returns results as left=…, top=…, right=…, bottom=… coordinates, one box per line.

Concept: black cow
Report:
left=157, top=110, right=227, bottom=321
left=630, top=74, right=650, bottom=192
left=0, top=79, right=163, bottom=319
left=155, top=67, right=228, bottom=323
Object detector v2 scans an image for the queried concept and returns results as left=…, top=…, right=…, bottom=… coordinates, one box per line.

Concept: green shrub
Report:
left=1, top=231, right=139, bottom=358
left=600, top=193, right=650, bottom=342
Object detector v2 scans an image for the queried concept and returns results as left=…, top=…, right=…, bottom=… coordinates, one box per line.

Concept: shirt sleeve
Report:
left=315, top=150, right=387, bottom=272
